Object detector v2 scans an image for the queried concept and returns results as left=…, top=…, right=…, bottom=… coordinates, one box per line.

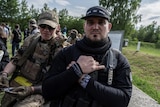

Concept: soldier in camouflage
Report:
left=0, top=10, right=64, bottom=107
left=28, top=19, right=40, bottom=35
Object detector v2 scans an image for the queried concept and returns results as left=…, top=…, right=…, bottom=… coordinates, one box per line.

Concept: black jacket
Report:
left=42, top=37, right=132, bottom=107
left=0, top=38, right=9, bottom=71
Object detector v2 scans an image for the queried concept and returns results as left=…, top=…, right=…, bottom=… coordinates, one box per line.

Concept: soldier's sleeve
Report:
left=11, top=35, right=35, bottom=65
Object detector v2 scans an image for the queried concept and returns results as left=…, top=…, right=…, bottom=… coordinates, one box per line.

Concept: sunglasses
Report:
left=39, top=24, right=55, bottom=31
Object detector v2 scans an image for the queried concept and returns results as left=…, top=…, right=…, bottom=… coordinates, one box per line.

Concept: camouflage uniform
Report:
left=67, top=29, right=79, bottom=44
left=1, top=34, right=63, bottom=107
left=13, top=94, right=44, bottom=107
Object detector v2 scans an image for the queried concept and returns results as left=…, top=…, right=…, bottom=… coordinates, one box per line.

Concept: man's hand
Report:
left=0, top=73, right=9, bottom=88
left=6, top=86, right=33, bottom=98
left=77, top=55, right=105, bottom=74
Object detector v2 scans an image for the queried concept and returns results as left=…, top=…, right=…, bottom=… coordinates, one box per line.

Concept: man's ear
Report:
left=83, top=22, right=86, bottom=33
left=108, top=23, right=112, bottom=31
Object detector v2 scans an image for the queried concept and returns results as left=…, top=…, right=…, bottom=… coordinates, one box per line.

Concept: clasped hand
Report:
left=77, top=55, right=105, bottom=73
left=67, top=55, right=105, bottom=74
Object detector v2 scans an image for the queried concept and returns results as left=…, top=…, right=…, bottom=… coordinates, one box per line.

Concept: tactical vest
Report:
left=19, top=41, right=51, bottom=84
left=10, top=35, right=62, bottom=87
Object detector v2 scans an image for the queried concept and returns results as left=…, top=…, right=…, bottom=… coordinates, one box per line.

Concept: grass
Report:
left=123, top=46, right=160, bottom=104
left=6, top=39, right=24, bottom=58
left=127, top=45, right=160, bottom=57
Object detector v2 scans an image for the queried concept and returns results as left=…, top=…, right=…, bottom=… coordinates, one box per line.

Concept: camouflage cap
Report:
left=38, top=10, right=59, bottom=29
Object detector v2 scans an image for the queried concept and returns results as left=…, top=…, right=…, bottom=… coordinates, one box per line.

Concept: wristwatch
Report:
left=79, top=74, right=91, bottom=88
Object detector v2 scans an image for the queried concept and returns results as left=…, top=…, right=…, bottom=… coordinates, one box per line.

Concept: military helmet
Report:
left=29, top=19, right=37, bottom=27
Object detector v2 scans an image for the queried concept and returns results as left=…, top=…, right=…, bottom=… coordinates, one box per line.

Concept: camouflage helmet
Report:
left=69, top=29, right=79, bottom=40
left=29, top=19, right=37, bottom=27
left=70, top=29, right=78, bottom=36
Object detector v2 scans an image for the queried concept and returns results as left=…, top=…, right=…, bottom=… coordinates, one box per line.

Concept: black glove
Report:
left=0, top=72, right=9, bottom=88
left=6, top=86, right=33, bottom=98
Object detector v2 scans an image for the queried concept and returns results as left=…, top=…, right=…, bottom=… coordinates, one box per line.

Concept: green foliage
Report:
left=41, top=3, right=50, bottom=12
left=155, top=40, right=160, bottom=48
left=0, top=0, right=20, bottom=24
left=1, top=0, right=160, bottom=44
left=99, top=0, right=160, bottom=44
left=19, top=0, right=31, bottom=30
left=0, top=0, right=84, bottom=34
left=59, top=9, right=84, bottom=35
left=133, top=22, right=160, bottom=44
left=129, top=41, right=156, bottom=48
left=99, top=0, right=142, bottom=38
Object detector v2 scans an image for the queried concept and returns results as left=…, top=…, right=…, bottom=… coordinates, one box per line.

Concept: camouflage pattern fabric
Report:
left=13, top=94, right=44, bottom=107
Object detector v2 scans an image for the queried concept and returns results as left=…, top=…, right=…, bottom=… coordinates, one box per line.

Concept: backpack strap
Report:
left=107, top=48, right=117, bottom=85
left=17, top=35, right=40, bottom=66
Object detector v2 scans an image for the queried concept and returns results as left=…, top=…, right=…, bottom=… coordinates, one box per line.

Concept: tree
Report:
left=154, top=26, right=160, bottom=43
left=41, top=3, right=50, bottom=13
left=59, top=9, right=69, bottom=31
left=29, top=5, right=40, bottom=20
left=0, top=0, right=20, bottom=24
left=65, top=16, right=84, bottom=34
left=136, top=25, right=146, bottom=41
left=143, top=21, right=157, bottom=43
left=19, top=0, right=30, bottom=30
left=58, top=9, right=84, bottom=35
left=59, top=8, right=69, bottom=24
left=99, top=0, right=142, bottom=38
left=134, top=21, right=160, bottom=44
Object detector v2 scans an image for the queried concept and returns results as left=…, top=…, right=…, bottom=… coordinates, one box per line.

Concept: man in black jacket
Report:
left=0, top=26, right=9, bottom=71
left=0, top=39, right=9, bottom=72
left=42, top=6, right=132, bottom=107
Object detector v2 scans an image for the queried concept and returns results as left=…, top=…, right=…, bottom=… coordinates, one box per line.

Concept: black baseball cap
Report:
left=81, top=6, right=110, bottom=21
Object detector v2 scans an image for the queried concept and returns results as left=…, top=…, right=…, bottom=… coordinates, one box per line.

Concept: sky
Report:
left=137, top=0, right=160, bottom=28
left=20, top=0, right=160, bottom=28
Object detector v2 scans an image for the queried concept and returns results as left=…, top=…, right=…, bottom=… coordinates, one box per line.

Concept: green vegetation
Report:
left=123, top=45, right=160, bottom=104
left=127, top=45, right=160, bottom=57
left=100, top=0, right=141, bottom=38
